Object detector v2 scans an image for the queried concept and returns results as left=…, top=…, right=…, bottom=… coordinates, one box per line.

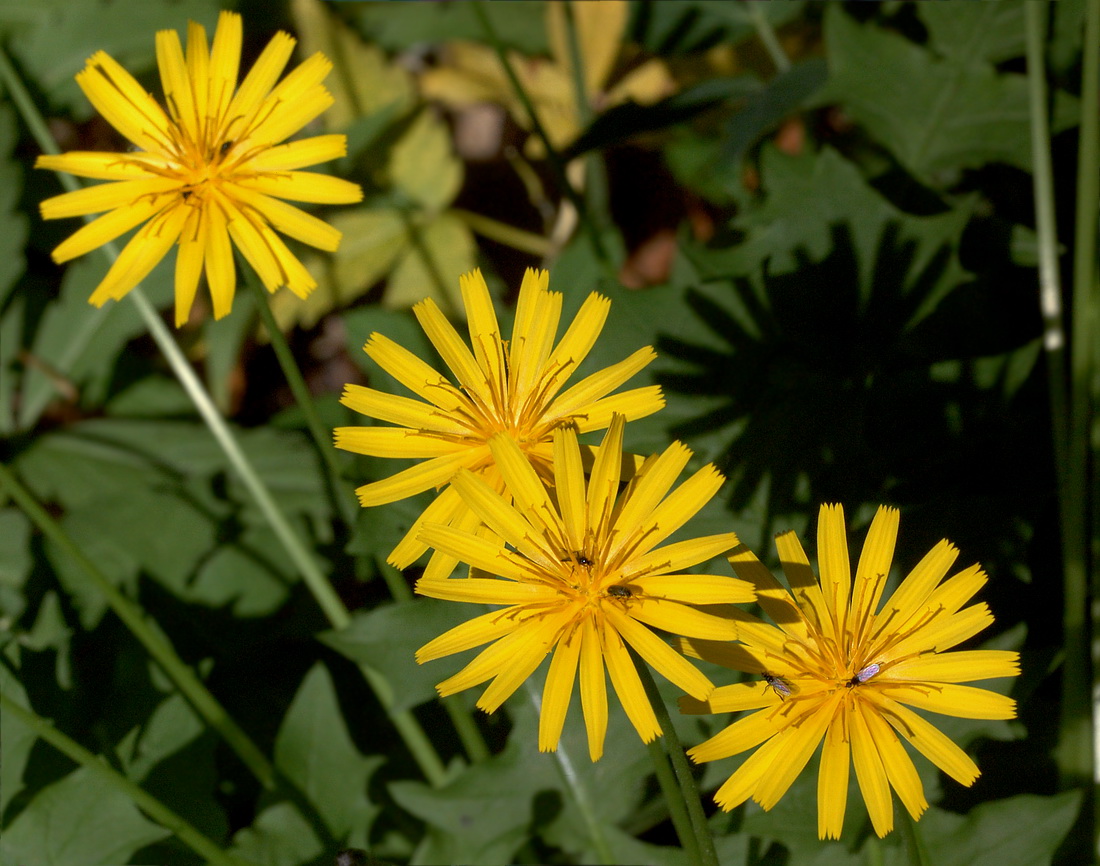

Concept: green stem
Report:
left=444, top=696, right=491, bottom=764
left=450, top=208, right=552, bottom=256
left=897, top=806, right=931, bottom=866
left=0, top=691, right=254, bottom=866
left=1074, top=0, right=1100, bottom=837
left=0, top=463, right=276, bottom=789
left=522, top=679, right=616, bottom=865
left=635, top=659, right=719, bottom=866
left=470, top=1, right=613, bottom=274
left=750, top=4, right=791, bottom=74
left=243, top=262, right=355, bottom=529
left=562, top=1, right=611, bottom=228
left=1027, top=2, right=1094, bottom=816
left=644, top=738, right=701, bottom=865
left=398, top=208, right=454, bottom=313
left=2, top=44, right=451, bottom=790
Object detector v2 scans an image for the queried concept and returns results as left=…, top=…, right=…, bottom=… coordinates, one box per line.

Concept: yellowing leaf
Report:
left=389, top=110, right=464, bottom=211
left=386, top=212, right=476, bottom=313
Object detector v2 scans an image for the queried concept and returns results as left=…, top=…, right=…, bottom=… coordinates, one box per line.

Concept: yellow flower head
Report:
left=415, top=415, right=756, bottom=761
left=36, top=11, right=363, bottom=325
left=680, top=504, right=1020, bottom=839
left=335, top=268, right=665, bottom=579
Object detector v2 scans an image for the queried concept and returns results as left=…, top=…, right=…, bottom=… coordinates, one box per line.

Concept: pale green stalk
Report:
left=898, top=807, right=931, bottom=866
left=1025, top=4, right=1092, bottom=807
left=635, top=659, right=719, bottom=866
left=0, top=690, right=254, bottom=866
left=450, top=208, right=552, bottom=256
left=750, top=4, right=791, bottom=74
left=1, top=46, right=450, bottom=789
left=0, top=463, right=276, bottom=789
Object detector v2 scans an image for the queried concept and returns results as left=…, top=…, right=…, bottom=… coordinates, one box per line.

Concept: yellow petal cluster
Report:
left=680, top=504, right=1020, bottom=838
left=335, top=268, right=665, bottom=578
left=36, top=11, right=362, bottom=325
left=415, top=415, right=756, bottom=760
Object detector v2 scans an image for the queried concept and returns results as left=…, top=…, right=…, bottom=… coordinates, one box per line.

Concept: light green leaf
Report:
left=229, top=802, right=323, bottom=866
left=0, top=662, right=36, bottom=815
left=0, top=765, right=171, bottom=866
left=385, top=212, right=476, bottom=312
left=917, top=2, right=1025, bottom=65
left=274, top=662, right=383, bottom=842
left=389, top=110, right=464, bottom=212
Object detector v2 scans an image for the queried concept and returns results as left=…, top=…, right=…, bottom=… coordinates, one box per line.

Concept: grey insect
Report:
left=762, top=672, right=793, bottom=700
left=846, top=662, right=880, bottom=688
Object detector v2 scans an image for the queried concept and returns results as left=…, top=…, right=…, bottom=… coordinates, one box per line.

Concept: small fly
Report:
left=574, top=553, right=594, bottom=567
left=220, top=140, right=234, bottom=155
left=607, top=584, right=634, bottom=599
left=762, top=672, right=793, bottom=700
left=846, top=662, right=881, bottom=688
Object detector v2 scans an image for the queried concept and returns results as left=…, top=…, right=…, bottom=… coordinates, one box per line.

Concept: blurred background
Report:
left=1, top=1, right=1095, bottom=864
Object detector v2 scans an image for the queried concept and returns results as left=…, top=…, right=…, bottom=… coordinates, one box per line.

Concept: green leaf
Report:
left=916, top=2, right=1026, bottom=65
left=352, top=1, right=549, bottom=54
left=389, top=110, right=464, bottom=213
left=318, top=599, right=474, bottom=712
left=274, top=662, right=383, bottom=842
left=0, top=509, right=32, bottom=621
left=229, top=802, right=323, bottom=866
left=821, top=6, right=1058, bottom=182
left=116, top=693, right=204, bottom=784
left=0, top=766, right=171, bottom=866
left=189, top=527, right=296, bottom=618
left=2, top=0, right=221, bottom=115
left=385, top=212, right=476, bottom=312
left=919, top=792, right=1081, bottom=866
left=0, top=662, right=37, bottom=815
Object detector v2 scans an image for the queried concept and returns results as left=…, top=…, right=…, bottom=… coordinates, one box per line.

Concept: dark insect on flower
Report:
left=846, top=662, right=880, bottom=688
left=607, top=584, right=634, bottom=598
left=762, top=672, right=793, bottom=700
left=574, top=553, right=594, bottom=567
left=220, top=140, right=234, bottom=154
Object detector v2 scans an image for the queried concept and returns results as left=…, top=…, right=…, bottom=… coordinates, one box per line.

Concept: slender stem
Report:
left=0, top=463, right=276, bottom=788
left=644, top=738, right=701, bottom=864
left=521, top=679, right=616, bottom=865
left=470, top=1, right=613, bottom=274
left=750, top=4, right=791, bottom=74
left=0, top=691, right=254, bottom=866
left=635, top=659, right=719, bottom=866
left=243, top=263, right=355, bottom=528
left=897, top=806, right=931, bottom=866
left=450, top=208, right=552, bottom=257
left=444, top=696, right=491, bottom=764
left=562, top=1, right=611, bottom=228
left=2, top=46, right=452, bottom=790
left=1026, top=2, right=1092, bottom=803
left=1073, top=0, right=1100, bottom=838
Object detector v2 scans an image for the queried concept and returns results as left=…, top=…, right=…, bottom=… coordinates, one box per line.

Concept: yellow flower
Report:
left=335, top=268, right=664, bottom=579
left=679, top=504, right=1020, bottom=839
left=36, top=11, right=363, bottom=326
left=415, top=415, right=756, bottom=760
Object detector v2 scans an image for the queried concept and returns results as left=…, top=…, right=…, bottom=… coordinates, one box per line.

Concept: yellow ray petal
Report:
left=459, top=269, right=505, bottom=394
left=417, top=523, right=546, bottom=584
left=156, top=27, right=198, bottom=139
left=875, top=539, right=958, bottom=635
left=340, top=384, right=469, bottom=434
left=887, top=602, right=993, bottom=659
left=203, top=203, right=235, bottom=319
left=249, top=135, right=348, bottom=171
left=816, top=503, right=851, bottom=634
left=775, top=529, right=834, bottom=643
left=353, top=448, right=480, bottom=507
left=755, top=693, right=838, bottom=810
left=508, top=269, right=556, bottom=398
left=249, top=80, right=335, bottom=146
left=49, top=196, right=165, bottom=264
left=416, top=605, right=536, bottom=662
left=679, top=680, right=775, bottom=715
left=224, top=30, right=296, bottom=135
left=604, top=605, right=712, bottom=700
left=818, top=709, right=850, bottom=839
left=415, top=574, right=556, bottom=605
left=334, top=427, right=466, bottom=459
left=579, top=616, right=608, bottom=761
left=362, top=332, right=466, bottom=412
left=76, top=52, right=172, bottom=152
left=675, top=638, right=770, bottom=675
left=586, top=415, right=625, bottom=532
left=87, top=204, right=187, bottom=306
left=544, top=346, right=657, bottom=422
left=570, top=386, right=666, bottom=432
left=849, top=700, right=893, bottom=837
left=387, top=483, right=465, bottom=571
left=435, top=622, right=537, bottom=697
left=881, top=650, right=1020, bottom=683
left=688, top=708, right=782, bottom=762
left=552, top=426, right=586, bottom=553
left=863, top=703, right=927, bottom=822
left=623, top=534, right=739, bottom=580
left=540, top=623, right=582, bottom=752
left=727, top=542, right=809, bottom=642
left=850, top=505, right=899, bottom=639
left=869, top=692, right=980, bottom=786
left=35, top=152, right=152, bottom=181
left=413, top=298, right=492, bottom=406
left=251, top=218, right=318, bottom=298
left=478, top=614, right=563, bottom=713
left=185, top=20, right=210, bottom=127
left=226, top=183, right=342, bottom=250
left=236, top=171, right=362, bottom=204
left=537, top=290, right=609, bottom=399
left=220, top=194, right=287, bottom=291
left=711, top=726, right=790, bottom=811
left=208, top=11, right=242, bottom=125
left=881, top=682, right=1016, bottom=719
left=40, top=179, right=178, bottom=220
left=628, top=598, right=738, bottom=641
left=449, top=468, right=559, bottom=569
left=615, top=465, right=725, bottom=560
left=629, top=573, right=755, bottom=605
left=609, top=441, right=691, bottom=541
left=602, top=619, right=660, bottom=744
left=174, top=207, right=205, bottom=327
